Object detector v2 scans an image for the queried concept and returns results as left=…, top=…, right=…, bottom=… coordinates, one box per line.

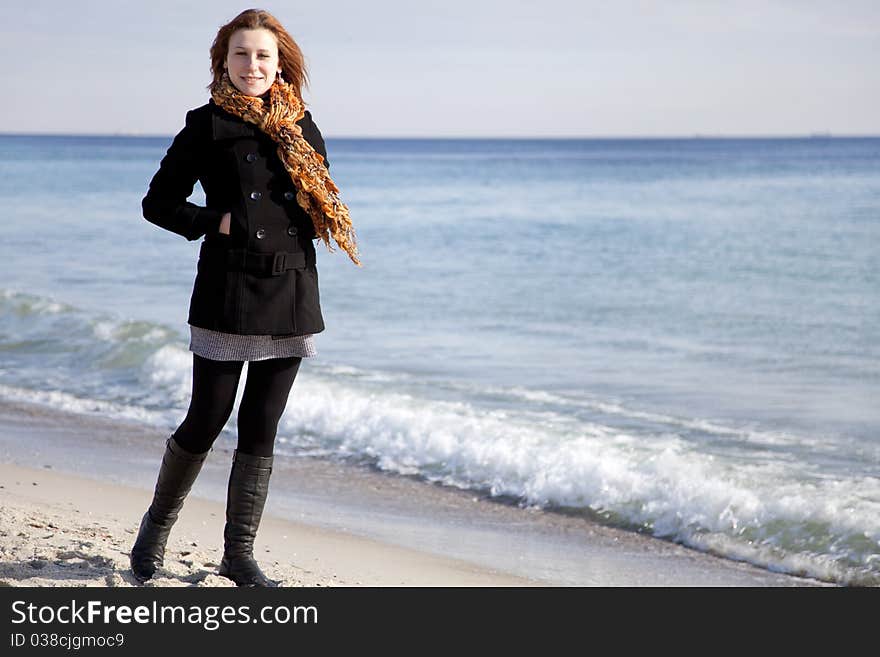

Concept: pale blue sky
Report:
left=1, top=0, right=878, bottom=137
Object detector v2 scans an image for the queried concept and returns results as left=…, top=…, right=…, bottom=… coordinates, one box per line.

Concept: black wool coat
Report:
left=142, top=99, right=329, bottom=336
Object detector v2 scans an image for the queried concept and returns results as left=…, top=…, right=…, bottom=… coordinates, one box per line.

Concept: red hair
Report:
left=208, top=8, right=308, bottom=99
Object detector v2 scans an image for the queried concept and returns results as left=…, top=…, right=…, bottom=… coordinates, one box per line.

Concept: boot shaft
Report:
left=149, top=436, right=210, bottom=526
left=223, top=450, right=274, bottom=558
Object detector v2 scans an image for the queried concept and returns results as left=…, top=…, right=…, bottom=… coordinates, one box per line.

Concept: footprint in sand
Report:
left=55, top=549, right=115, bottom=569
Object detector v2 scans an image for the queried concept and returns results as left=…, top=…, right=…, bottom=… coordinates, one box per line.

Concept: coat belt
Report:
left=200, top=244, right=306, bottom=276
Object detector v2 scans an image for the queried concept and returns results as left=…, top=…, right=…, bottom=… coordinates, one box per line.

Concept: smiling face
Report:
left=224, top=28, right=281, bottom=96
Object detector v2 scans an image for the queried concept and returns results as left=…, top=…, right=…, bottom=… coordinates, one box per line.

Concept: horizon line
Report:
left=1, top=131, right=878, bottom=140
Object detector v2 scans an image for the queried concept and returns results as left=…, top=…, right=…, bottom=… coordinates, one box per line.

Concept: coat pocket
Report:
left=240, top=270, right=296, bottom=333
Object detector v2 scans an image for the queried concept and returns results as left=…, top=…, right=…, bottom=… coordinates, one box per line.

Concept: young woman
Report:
left=130, top=8, right=359, bottom=587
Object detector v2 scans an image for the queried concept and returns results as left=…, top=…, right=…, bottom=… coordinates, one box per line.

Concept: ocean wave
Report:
left=1, top=288, right=877, bottom=585
left=277, top=371, right=880, bottom=585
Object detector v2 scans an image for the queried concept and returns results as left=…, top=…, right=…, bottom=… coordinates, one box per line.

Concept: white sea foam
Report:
left=320, top=362, right=412, bottom=383
left=144, top=344, right=193, bottom=405
left=91, top=320, right=117, bottom=342
left=0, top=288, right=70, bottom=315
left=276, top=373, right=880, bottom=584
left=92, top=318, right=174, bottom=344
left=0, top=383, right=172, bottom=428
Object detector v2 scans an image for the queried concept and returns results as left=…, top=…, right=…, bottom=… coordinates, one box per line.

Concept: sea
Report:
left=0, top=131, right=877, bottom=585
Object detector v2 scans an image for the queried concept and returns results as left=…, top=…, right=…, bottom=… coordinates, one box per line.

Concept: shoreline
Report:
left=0, top=397, right=826, bottom=586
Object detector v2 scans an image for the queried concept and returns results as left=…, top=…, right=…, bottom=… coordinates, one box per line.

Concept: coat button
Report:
left=249, top=191, right=262, bottom=201
left=287, top=226, right=297, bottom=236
left=283, top=191, right=295, bottom=201
left=245, top=153, right=257, bottom=163
left=255, top=228, right=266, bottom=239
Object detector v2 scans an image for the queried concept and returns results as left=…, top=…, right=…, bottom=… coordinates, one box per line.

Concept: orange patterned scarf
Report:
left=210, top=73, right=361, bottom=266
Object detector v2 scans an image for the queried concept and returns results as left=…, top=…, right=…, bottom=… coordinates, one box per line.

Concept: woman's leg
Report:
left=235, top=356, right=302, bottom=456
left=131, top=354, right=244, bottom=583
left=173, top=354, right=245, bottom=454
left=219, top=355, right=302, bottom=587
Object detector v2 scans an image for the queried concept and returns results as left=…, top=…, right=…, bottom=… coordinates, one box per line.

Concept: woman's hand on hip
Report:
left=219, top=212, right=231, bottom=235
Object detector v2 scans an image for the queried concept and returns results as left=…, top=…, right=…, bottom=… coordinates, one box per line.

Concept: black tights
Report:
left=172, top=354, right=302, bottom=457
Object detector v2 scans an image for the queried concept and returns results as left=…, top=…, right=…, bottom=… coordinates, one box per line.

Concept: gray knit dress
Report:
left=189, top=325, right=316, bottom=362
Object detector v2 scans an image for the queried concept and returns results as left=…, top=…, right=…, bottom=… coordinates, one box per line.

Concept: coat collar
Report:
left=208, top=99, right=309, bottom=140
left=210, top=100, right=257, bottom=140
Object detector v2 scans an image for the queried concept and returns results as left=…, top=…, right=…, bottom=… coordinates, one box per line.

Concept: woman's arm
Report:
left=297, top=110, right=331, bottom=241
left=142, top=109, right=224, bottom=241
left=300, top=110, right=330, bottom=171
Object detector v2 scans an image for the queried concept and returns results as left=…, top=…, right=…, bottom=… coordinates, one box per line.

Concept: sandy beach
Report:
left=0, top=397, right=826, bottom=587
left=0, top=460, right=537, bottom=587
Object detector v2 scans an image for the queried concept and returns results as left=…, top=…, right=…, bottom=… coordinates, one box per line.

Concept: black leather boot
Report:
left=218, top=450, right=280, bottom=587
left=130, top=436, right=209, bottom=583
